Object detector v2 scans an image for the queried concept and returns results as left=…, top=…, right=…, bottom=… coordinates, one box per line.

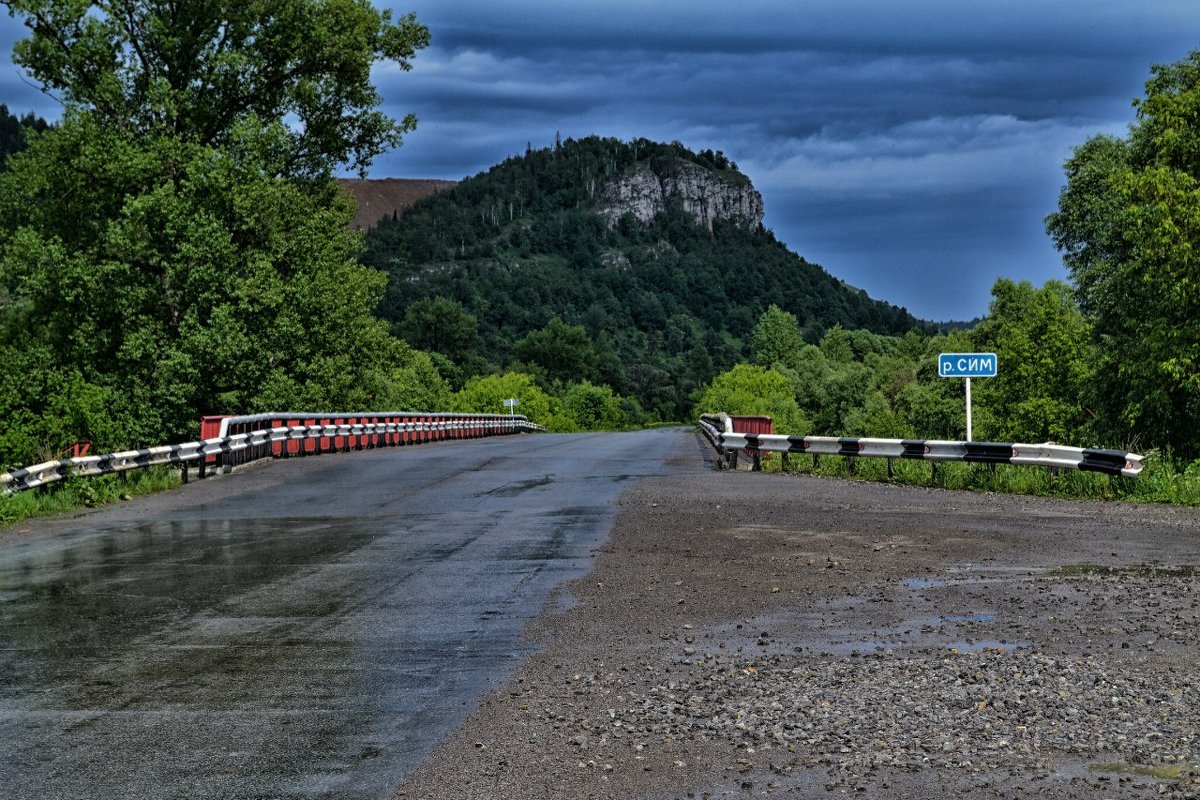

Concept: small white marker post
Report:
left=965, top=377, right=973, bottom=442
left=938, top=353, right=997, bottom=442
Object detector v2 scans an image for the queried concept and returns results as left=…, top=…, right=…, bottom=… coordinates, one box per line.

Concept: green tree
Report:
left=0, top=2, right=433, bottom=465
left=0, top=115, right=448, bottom=452
left=561, top=381, right=628, bottom=431
left=1046, top=51, right=1200, bottom=456
left=3, top=0, right=428, bottom=176
left=843, top=390, right=910, bottom=438
left=694, top=364, right=809, bottom=434
left=450, top=372, right=553, bottom=424
left=751, top=304, right=806, bottom=368
left=399, top=296, right=479, bottom=361
left=514, top=317, right=598, bottom=384
left=970, top=279, right=1092, bottom=444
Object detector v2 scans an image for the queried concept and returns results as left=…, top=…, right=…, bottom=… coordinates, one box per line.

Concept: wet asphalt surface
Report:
left=0, top=429, right=687, bottom=800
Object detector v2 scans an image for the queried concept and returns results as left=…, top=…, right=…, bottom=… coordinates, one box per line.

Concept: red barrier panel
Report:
left=201, top=415, right=229, bottom=463
left=731, top=415, right=774, bottom=435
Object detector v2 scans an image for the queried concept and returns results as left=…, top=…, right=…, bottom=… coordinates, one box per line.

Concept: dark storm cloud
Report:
left=370, top=0, right=1200, bottom=319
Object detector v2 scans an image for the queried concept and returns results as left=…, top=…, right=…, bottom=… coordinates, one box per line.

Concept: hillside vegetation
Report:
left=362, top=136, right=929, bottom=421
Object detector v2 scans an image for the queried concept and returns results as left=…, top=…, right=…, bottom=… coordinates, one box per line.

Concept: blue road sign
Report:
left=938, top=352, right=997, bottom=378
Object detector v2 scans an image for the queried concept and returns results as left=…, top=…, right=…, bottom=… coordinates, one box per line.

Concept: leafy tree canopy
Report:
left=751, top=304, right=806, bottom=369
left=450, top=372, right=552, bottom=422
left=1046, top=51, right=1200, bottom=456
left=0, top=2, right=433, bottom=469
left=0, top=112, right=448, bottom=461
left=515, top=317, right=598, bottom=385
left=971, top=279, right=1092, bottom=444
left=3, top=0, right=428, bottom=176
left=695, top=363, right=809, bottom=435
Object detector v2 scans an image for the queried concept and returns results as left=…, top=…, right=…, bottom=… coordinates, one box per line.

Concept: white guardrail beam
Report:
left=1, top=413, right=544, bottom=495
left=698, top=415, right=1144, bottom=479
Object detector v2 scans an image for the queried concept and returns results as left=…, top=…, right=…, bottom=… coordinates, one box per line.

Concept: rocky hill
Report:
left=361, top=136, right=928, bottom=419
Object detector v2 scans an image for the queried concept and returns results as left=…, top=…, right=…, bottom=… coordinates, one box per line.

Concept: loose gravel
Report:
left=394, top=435, right=1200, bottom=799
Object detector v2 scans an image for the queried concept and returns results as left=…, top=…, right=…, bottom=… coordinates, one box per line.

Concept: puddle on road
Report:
left=903, top=577, right=947, bottom=590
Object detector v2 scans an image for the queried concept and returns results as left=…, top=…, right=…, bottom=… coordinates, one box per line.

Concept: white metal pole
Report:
left=965, top=377, right=973, bottom=442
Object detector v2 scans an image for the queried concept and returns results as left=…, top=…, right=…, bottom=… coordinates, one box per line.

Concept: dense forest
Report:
left=362, top=136, right=931, bottom=420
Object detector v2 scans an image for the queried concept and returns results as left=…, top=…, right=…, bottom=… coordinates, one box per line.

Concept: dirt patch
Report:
left=392, top=435, right=1200, bottom=799
left=337, top=177, right=456, bottom=230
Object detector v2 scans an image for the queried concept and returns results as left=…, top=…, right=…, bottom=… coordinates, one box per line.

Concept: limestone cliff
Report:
left=596, top=160, right=764, bottom=232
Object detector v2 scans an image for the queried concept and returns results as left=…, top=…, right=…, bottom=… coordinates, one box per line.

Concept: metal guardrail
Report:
left=698, top=414, right=1144, bottom=478
left=1, top=412, right=543, bottom=495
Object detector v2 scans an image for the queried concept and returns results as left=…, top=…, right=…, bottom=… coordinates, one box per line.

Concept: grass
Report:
left=0, top=468, right=182, bottom=528
left=1089, top=762, right=1197, bottom=782
left=750, top=449, right=1200, bottom=506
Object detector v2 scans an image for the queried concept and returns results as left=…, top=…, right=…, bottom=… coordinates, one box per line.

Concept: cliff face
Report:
left=596, top=161, right=764, bottom=232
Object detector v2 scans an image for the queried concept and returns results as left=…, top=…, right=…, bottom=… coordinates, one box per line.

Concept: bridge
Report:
left=1, top=428, right=1196, bottom=798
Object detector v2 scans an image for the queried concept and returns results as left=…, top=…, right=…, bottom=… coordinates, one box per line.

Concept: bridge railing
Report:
left=698, top=414, right=1144, bottom=478
left=1, top=412, right=543, bottom=495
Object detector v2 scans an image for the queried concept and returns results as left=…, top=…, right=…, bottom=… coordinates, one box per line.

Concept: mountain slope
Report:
left=361, top=136, right=929, bottom=419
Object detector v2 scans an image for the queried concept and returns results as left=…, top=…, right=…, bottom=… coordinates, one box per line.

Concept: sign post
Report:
left=937, top=353, right=997, bottom=441
left=502, top=398, right=519, bottom=416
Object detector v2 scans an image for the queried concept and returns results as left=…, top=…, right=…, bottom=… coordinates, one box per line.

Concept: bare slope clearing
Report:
left=338, top=177, right=456, bottom=230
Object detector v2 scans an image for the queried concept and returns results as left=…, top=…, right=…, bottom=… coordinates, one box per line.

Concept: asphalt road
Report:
left=0, top=428, right=697, bottom=800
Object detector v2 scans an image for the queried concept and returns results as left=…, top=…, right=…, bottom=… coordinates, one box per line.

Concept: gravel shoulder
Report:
left=393, top=433, right=1200, bottom=800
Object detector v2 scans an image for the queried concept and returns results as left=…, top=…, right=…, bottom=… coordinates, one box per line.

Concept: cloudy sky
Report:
left=2, top=2, right=1199, bottom=320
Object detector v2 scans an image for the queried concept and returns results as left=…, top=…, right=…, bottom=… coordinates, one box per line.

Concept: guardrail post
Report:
left=887, top=457, right=894, bottom=480
left=181, top=464, right=189, bottom=484
left=812, top=453, right=820, bottom=469
left=781, top=452, right=789, bottom=471
left=752, top=449, right=762, bottom=472
left=847, top=455, right=857, bottom=476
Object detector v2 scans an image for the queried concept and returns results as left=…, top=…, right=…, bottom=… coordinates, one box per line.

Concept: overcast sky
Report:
left=2, top=2, right=1199, bottom=321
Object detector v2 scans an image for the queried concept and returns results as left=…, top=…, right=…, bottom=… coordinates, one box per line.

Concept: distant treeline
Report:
left=0, top=105, right=49, bottom=168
